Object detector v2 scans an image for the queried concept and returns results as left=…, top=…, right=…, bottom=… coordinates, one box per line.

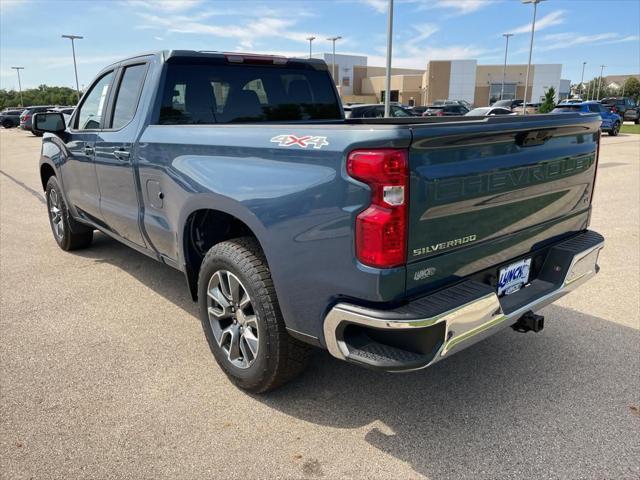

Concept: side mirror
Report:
left=33, top=112, right=66, bottom=135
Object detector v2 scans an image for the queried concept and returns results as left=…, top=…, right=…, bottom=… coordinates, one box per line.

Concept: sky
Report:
left=1, top=0, right=639, bottom=91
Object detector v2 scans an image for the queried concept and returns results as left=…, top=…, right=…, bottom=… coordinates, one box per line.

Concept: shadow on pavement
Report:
left=76, top=233, right=640, bottom=480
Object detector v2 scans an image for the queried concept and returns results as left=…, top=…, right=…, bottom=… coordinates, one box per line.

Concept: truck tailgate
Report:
left=406, top=113, right=601, bottom=294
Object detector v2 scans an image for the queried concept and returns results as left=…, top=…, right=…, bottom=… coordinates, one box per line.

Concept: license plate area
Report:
left=498, top=258, right=532, bottom=296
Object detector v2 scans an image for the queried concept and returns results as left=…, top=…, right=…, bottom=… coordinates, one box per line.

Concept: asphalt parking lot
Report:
left=1, top=127, right=639, bottom=480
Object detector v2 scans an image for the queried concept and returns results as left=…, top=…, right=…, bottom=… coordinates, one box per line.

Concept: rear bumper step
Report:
left=323, top=230, right=604, bottom=371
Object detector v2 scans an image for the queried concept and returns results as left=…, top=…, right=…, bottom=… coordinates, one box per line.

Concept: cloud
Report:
left=514, top=32, right=640, bottom=54
left=360, top=0, right=387, bottom=14
left=509, top=10, right=565, bottom=35
left=402, top=24, right=440, bottom=56
left=418, top=0, right=495, bottom=15
left=123, top=0, right=204, bottom=13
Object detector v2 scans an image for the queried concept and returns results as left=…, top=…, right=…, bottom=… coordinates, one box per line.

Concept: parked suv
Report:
left=20, top=106, right=54, bottom=135
left=422, top=104, right=469, bottom=116
left=600, top=97, right=639, bottom=124
left=0, top=108, right=24, bottom=128
left=344, top=104, right=413, bottom=118
left=553, top=101, right=622, bottom=135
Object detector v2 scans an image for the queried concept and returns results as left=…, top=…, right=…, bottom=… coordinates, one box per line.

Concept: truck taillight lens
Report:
left=347, top=148, right=408, bottom=268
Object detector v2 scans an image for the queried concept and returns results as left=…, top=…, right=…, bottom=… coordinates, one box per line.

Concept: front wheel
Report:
left=198, top=237, right=311, bottom=393
left=1, top=119, right=13, bottom=129
left=45, top=176, right=93, bottom=250
left=609, top=122, right=620, bottom=136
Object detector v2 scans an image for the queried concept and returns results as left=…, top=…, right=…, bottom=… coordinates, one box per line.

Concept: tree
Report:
left=0, top=85, right=78, bottom=110
left=539, top=86, right=556, bottom=113
left=622, top=77, right=640, bottom=101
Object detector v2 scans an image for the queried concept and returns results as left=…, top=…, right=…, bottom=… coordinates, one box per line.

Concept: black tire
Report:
left=198, top=237, right=311, bottom=393
left=1, top=119, right=13, bottom=129
left=635, top=118, right=639, bottom=125
left=32, top=130, right=43, bottom=137
left=45, top=176, right=93, bottom=251
left=609, top=122, right=620, bottom=136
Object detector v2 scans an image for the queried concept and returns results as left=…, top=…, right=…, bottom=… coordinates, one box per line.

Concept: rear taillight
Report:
left=436, top=111, right=444, bottom=116
left=347, top=148, right=408, bottom=268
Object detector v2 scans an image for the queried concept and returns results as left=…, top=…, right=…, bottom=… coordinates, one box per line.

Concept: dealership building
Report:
left=320, top=53, right=570, bottom=107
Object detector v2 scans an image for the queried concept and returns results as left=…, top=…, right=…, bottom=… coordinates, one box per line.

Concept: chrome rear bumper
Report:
left=323, top=230, right=604, bottom=371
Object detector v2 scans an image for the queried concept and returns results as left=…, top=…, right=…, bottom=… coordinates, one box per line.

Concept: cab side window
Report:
left=76, top=71, right=114, bottom=130
left=111, top=64, right=147, bottom=129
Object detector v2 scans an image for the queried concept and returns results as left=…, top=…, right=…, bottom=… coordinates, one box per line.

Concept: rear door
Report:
left=406, top=114, right=601, bottom=293
left=93, top=61, right=149, bottom=247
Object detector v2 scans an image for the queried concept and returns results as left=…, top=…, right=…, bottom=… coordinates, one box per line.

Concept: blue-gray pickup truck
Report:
left=34, top=50, right=604, bottom=392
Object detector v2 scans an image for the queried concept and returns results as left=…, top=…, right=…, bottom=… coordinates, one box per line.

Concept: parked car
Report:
left=600, top=97, right=639, bottom=124
left=512, top=102, right=542, bottom=115
left=343, top=103, right=413, bottom=118
left=553, top=101, right=622, bottom=135
left=491, top=99, right=524, bottom=110
left=48, top=106, right=76, bottom=115
left=433, top=99, right=473, bottom=109
left=20, top=106, right=54, bottom=135
left=465, top=106, right=515, bottom=116
left=34, top=50, right=604, bottom=392
left=0, top=108, right=25, bottom=128
left=407, top=106, right=428, bottom=116
left=422, top=104, right=469, bottom=116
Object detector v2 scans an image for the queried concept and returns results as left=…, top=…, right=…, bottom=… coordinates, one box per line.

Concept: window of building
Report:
left=489, top=83, right=516, bottom=104
left=380, top=90, right=399, bottom=102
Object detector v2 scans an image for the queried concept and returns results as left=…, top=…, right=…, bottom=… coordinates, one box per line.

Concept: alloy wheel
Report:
left=207, top=270, right=259, bottom=369
left=48, top=188, right=64, bottom=240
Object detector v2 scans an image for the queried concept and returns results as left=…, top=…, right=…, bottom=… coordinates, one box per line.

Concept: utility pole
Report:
left=500, top=33, right=514, bottom=101
left=306, top=36, right=316, bottom=59
left=384, top=0, right=394, bottom=117
left=11, top=67, right=24, bottom=107
left=597, top=64, right=606, bottom=100
left=61, top=34, right=83, bottom=103
left=521, top=0, right=545, bottom=115
left=580, top=61, right=586, bottom=98
left=326, top=36, right=342, bottom=86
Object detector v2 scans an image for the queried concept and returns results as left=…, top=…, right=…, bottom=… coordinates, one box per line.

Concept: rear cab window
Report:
left=157, top=58, right=341, bottom=124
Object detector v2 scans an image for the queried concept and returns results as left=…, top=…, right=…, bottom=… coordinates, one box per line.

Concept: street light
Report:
left=521, top=0, right=546, bottom=115
left=500, top=33, right=514, bottom=101
left=61, top=34, right=83, bottom=103
left=306, top=36, right=316, bottom=59
left=580, top=61, right=586, bottom=97
left=383, top=0, right=394, bottom=117
left=11, top=67, right=24, bottom=107
left=326, top=36, right=342, bottom=86
left=597, top=64, right=606, bottom=100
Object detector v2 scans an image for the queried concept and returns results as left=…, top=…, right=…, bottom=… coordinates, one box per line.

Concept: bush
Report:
left=539, top=86, right=556, bottom=113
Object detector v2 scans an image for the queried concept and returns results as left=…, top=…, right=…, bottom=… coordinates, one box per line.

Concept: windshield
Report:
left=158, top=62, right=341, bottom=124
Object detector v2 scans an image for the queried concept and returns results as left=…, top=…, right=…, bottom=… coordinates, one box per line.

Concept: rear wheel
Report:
left=198, top=237, right=311, bottom=393
left=1, top=119, right=13, bottom=128
left=45, top=176, right=93, bottom=250
left=609, top=122, right=620, bottom=136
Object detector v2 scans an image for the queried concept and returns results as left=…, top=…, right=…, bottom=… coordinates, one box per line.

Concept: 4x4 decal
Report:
left=270, top=134, right=329, bottom=149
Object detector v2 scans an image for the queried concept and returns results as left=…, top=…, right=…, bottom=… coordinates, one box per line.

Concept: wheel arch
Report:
left=40, top=162, right=57, bottom=191
left=180, top=206, right=269, bottom=301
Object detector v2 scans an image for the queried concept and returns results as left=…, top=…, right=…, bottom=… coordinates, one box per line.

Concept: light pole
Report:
left=326, top=36, right=342, bottom=86
left=384, top=0, right=394, bottom=117
left=306, top=36, right=316, bottom=59
left=500, top=33, right=514, bottom=101
left=521, top=0, right=545, bottom=115
left=11, top=67, right=24, bottom=107
left=61, top=34, right=83, bottom=103
left=597, top=64, right=606, bottom=100
left=580, top=61, right=586, bottom=98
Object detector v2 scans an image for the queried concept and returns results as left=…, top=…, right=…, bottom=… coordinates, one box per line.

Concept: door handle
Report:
left=113, top=149, right=131, bottom=161
left=84, top=145, right=94, bottom=155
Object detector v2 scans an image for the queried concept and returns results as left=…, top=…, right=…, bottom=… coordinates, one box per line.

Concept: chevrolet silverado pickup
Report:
left=34, top=50, right=604, bottom=392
